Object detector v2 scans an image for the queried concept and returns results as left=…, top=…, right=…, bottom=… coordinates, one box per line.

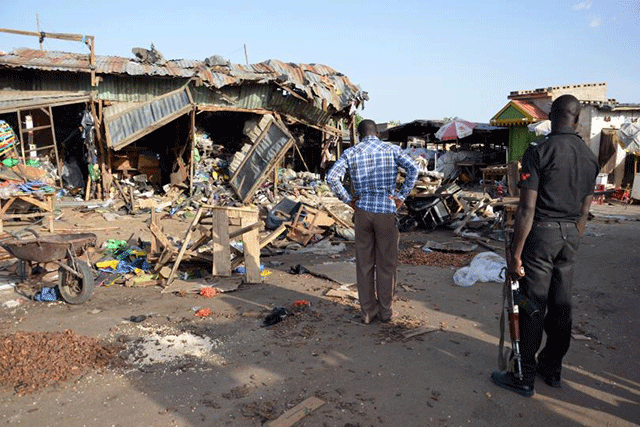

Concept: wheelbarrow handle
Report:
left=24, top=228, right=40, bottom=239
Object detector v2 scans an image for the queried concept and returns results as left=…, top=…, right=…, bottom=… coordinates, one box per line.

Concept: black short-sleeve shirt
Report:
left=518, top=126, right=599, bottom=222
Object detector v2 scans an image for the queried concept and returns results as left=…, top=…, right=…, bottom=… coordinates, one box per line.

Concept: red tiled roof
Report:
left=511, top=99, right=547, bottom=121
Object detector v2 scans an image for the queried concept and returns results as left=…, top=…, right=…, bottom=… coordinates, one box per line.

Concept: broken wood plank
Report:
left=458, top=234, right=502, bottom=252
left=267, top=396, right=325, bottom=427
left=259, top=224, right=287, bottom=248
left=325, top=288, right=359, bottom=300
left=150, top=209, right=160, bottom=253
left=150, top=222, right=176, bottom=251
left=166, top=207, right=204, bottom=285
left=127, top=279, right=163, bottom=288
left=111, top=177, right=128, bottom=202
left=400, top=284, right=417, bottom=293
left=229, top=221, right=261, bottom=239
left=153, top=247, right=174, bottom=274
left=322, top=204, right=353, bottom=228
left=54, top=226, right=120, bottom=232
left=188, top=225, right=212, bottom=253
left=402, top=326, right=439, bottom=341
left=454, top=197, right=490, bottom=235
left=161, top=278, right=203, bottom=294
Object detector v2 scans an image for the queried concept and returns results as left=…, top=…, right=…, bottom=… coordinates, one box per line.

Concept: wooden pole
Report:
left=48, top=105, right=63, bottom=187
left=0, top=28, right=89, bottom=42
left=36, top=14, right=43, bottom=51
left=244, top=44, right=249, bottom=65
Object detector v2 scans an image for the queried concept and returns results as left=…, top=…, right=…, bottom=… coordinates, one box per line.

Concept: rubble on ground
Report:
left=0, top=330, right=122, bottom=395
left=398, top=248, right=474, bottom=268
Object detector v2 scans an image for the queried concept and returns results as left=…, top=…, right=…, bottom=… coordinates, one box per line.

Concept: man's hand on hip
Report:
left=349, top=196, right=360, bottom=210
left=389, top=195, right=403, bottom=209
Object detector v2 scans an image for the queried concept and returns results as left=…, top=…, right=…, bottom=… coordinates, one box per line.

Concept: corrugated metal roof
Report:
left=0, top=90, right=91, bottom=113
left=0, top=48, right=367, bottom=112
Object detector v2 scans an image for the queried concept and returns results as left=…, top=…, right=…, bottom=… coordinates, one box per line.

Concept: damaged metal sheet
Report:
left=0, top=90, right=91, bottom=114
left=229, top=115, right=295, bottom=202
left=103, top=86, right=193, bottom=150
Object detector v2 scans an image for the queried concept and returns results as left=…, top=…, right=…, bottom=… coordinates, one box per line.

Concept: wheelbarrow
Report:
left=1, top=230, right=97, bottom=304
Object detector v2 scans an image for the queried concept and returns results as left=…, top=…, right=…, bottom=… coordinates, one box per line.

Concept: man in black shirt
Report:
left=492, top=94, right=599, bottom=397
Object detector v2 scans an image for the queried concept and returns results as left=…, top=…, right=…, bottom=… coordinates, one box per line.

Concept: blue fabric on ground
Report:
left=34, top=287, right=59, bottom=302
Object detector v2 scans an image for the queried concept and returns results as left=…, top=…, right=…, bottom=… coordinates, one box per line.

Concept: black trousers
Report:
left=518, top=221, right=580, bottom=384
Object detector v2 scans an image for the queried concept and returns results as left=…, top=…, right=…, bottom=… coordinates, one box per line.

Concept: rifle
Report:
left=506, top=274, right=524, bottom=380
left=500, top=229, right=526, bottom=380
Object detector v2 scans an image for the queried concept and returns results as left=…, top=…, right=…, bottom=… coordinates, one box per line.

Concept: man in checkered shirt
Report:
left=327, top=119, right=418, bottom=324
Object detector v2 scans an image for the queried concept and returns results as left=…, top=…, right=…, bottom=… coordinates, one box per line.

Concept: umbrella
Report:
left=618, top=122, right=640, bottom=154
left=435, top=119, right=476, bottom=141
left=528, top=120, right=551, bottom=136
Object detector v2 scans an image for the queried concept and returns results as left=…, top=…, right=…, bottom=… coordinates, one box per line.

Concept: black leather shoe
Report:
left=537, top=367, right=561, bottom=388
left=491, top=371, right=535, bottom=397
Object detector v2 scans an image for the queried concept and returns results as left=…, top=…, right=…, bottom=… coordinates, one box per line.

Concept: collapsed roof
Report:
left=0, top=48, right=368, bottom=113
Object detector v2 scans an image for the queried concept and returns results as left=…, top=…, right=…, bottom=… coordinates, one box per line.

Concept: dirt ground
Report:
left=0, top=199, right=639, bottom=427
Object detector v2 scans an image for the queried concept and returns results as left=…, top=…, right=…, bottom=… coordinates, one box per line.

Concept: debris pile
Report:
left=0, top=120, right=58, bottom=197
left=0, top=330, right=122, bottom=395
left=398, top=248, right=474, bottom=268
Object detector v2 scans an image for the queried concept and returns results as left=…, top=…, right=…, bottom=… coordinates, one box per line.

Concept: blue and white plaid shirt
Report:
left=326, top=136, right=419, bottom=213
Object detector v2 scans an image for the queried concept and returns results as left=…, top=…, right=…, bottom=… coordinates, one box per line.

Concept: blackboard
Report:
left=230, top=118, right=294, bottom=202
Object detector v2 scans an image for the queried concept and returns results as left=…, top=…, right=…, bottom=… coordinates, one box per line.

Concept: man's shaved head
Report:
left=549, top=95, right=581, bottom=130
left=357, top=119, right=378, bottom=138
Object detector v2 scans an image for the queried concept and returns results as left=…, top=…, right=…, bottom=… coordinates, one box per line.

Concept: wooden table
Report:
left=209, top=205, right=261, bottom=283
left=0, top=193, right=55, bottom=233
left=481, top=165, right=509, bottom=195
left=456, top=162, right=486, bottom=182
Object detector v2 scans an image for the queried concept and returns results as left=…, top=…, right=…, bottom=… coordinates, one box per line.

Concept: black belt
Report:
left=533, top=221, right=575, bottom=228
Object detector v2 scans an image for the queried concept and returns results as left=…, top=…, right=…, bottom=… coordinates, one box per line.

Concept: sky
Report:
left=2, top=0, right=639, bottom=124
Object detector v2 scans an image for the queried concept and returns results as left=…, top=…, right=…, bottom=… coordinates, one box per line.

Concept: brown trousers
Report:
left=354, top=209, right=399, bottom=320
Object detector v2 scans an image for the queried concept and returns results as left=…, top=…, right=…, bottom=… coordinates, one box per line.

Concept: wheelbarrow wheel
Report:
left=58, top=260, right=95, bottom=304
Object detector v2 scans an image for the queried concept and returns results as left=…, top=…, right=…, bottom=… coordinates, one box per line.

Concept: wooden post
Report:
left=91, top=99, right=109, bottom=200
left=150, top=209, right=160, bottom=253
left=84, top=176, right=91, bottom=201
left=16, top=110, right=26, bottom=165
left=241, top=211, right=261, bottom=283
left=47, top=105, right=63, bottom=187
left=89, top=36, right=96, bottom=87
left=36, top=14, right=43, bottom=51
left=212, top=209, right=231, bottom=276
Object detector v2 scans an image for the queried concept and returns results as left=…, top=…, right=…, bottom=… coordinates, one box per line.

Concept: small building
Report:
left=491, top=83, right=640, bottom=186
left=490, top=99, right=548, bottom=162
